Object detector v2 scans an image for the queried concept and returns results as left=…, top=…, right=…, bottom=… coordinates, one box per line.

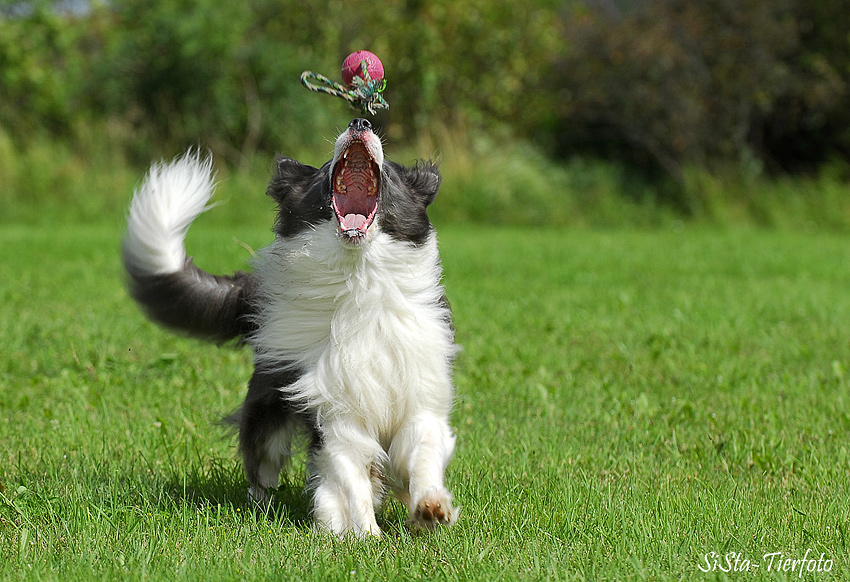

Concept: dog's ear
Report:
left=268, top=156, right=331, bottom=237
left=380, top=161, right=441, bottom=245
left=399, top=161, right=442, bottom=207
left=267, top=156, right=321, bottom=203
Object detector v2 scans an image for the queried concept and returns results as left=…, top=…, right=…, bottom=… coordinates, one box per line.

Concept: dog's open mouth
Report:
left=332, top=140, right=380, bottom=241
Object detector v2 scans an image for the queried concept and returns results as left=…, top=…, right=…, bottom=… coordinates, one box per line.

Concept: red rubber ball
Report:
left=341, top=51, right=384, bottom=87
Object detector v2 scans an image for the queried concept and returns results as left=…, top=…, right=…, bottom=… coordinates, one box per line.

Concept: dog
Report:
left=122, top=118, right=459, bottom=537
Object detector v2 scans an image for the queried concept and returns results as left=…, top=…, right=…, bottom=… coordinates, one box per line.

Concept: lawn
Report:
left=1, top=219, right=849, bottom=580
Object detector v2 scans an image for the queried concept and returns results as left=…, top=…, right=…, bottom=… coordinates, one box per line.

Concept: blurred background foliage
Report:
left=1, top=0, right=849, bottom=226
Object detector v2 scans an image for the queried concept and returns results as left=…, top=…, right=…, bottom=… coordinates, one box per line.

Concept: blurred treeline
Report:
left=1, top=0, right=849, bottom=224
left=0, top=0, right=559, bottom=167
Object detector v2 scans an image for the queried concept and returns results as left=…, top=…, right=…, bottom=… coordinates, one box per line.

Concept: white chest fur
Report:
left=250, top=223, right=456, bottom=435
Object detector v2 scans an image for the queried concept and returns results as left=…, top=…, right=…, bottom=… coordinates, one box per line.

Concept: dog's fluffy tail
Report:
left=122, top=151, right=256, bottom=342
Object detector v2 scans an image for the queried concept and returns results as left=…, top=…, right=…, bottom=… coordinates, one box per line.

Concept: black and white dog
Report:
left=123, top=118, right=458, bottom=536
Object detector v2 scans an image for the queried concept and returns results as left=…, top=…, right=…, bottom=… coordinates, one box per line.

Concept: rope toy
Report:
left=301, top=50, right=388, bottom=115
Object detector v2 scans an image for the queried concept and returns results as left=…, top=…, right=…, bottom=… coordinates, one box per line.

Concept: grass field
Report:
left=1, top=218, right=849, bottom=580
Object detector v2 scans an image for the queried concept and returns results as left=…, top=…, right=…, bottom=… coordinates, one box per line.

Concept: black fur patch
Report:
left=124, top=257, right=257, bottom=342
left=379, top=161, right=441, bottom=246
left=227, top=366, right=320, bottom=486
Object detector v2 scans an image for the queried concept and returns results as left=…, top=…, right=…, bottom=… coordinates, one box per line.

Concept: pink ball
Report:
left=341, top=51, right=384, bottom=87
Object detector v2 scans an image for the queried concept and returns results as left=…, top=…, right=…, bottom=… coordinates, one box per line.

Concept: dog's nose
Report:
left=349, top=118, right=372, bottom=133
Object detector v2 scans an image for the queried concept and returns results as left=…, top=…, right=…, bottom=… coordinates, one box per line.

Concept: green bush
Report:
left=0, top=0, right=558, bottom=164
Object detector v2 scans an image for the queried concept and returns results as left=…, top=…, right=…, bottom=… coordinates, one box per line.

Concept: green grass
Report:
left=2, top=219, right=850, bottom=580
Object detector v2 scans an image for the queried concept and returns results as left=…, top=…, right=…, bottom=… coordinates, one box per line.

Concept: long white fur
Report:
left=251, top=224, right=456, bottom=421
left=125, top=146, right=459, bottom=537
left=124, top=151, right=215, bottom=275
left=251, top=222, right=459, bottom=535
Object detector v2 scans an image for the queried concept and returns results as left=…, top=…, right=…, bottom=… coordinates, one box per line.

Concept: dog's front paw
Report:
left=409, top=489, right=459, bottom=530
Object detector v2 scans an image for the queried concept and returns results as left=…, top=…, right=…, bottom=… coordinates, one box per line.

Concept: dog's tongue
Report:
left=342, top=213, right=369, bottom=231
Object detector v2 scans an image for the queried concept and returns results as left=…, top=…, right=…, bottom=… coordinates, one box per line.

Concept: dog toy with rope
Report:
left=300, top=50, right=388, bottom=115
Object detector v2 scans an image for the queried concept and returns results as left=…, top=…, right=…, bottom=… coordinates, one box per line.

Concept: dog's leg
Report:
left=243, top=423, right=296, bottom=506
left=310, top=423, right=383, bottom=537
left=389, top=415, right=459, bottom=530
left=236, top=370, right=300, bottom=507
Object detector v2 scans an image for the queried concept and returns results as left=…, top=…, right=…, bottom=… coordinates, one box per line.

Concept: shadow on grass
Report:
left=158, top=455, right=314, bottom=528
left=12, top=445, right=425, bottom=539
left=161, top=464, right=415, bottom=536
